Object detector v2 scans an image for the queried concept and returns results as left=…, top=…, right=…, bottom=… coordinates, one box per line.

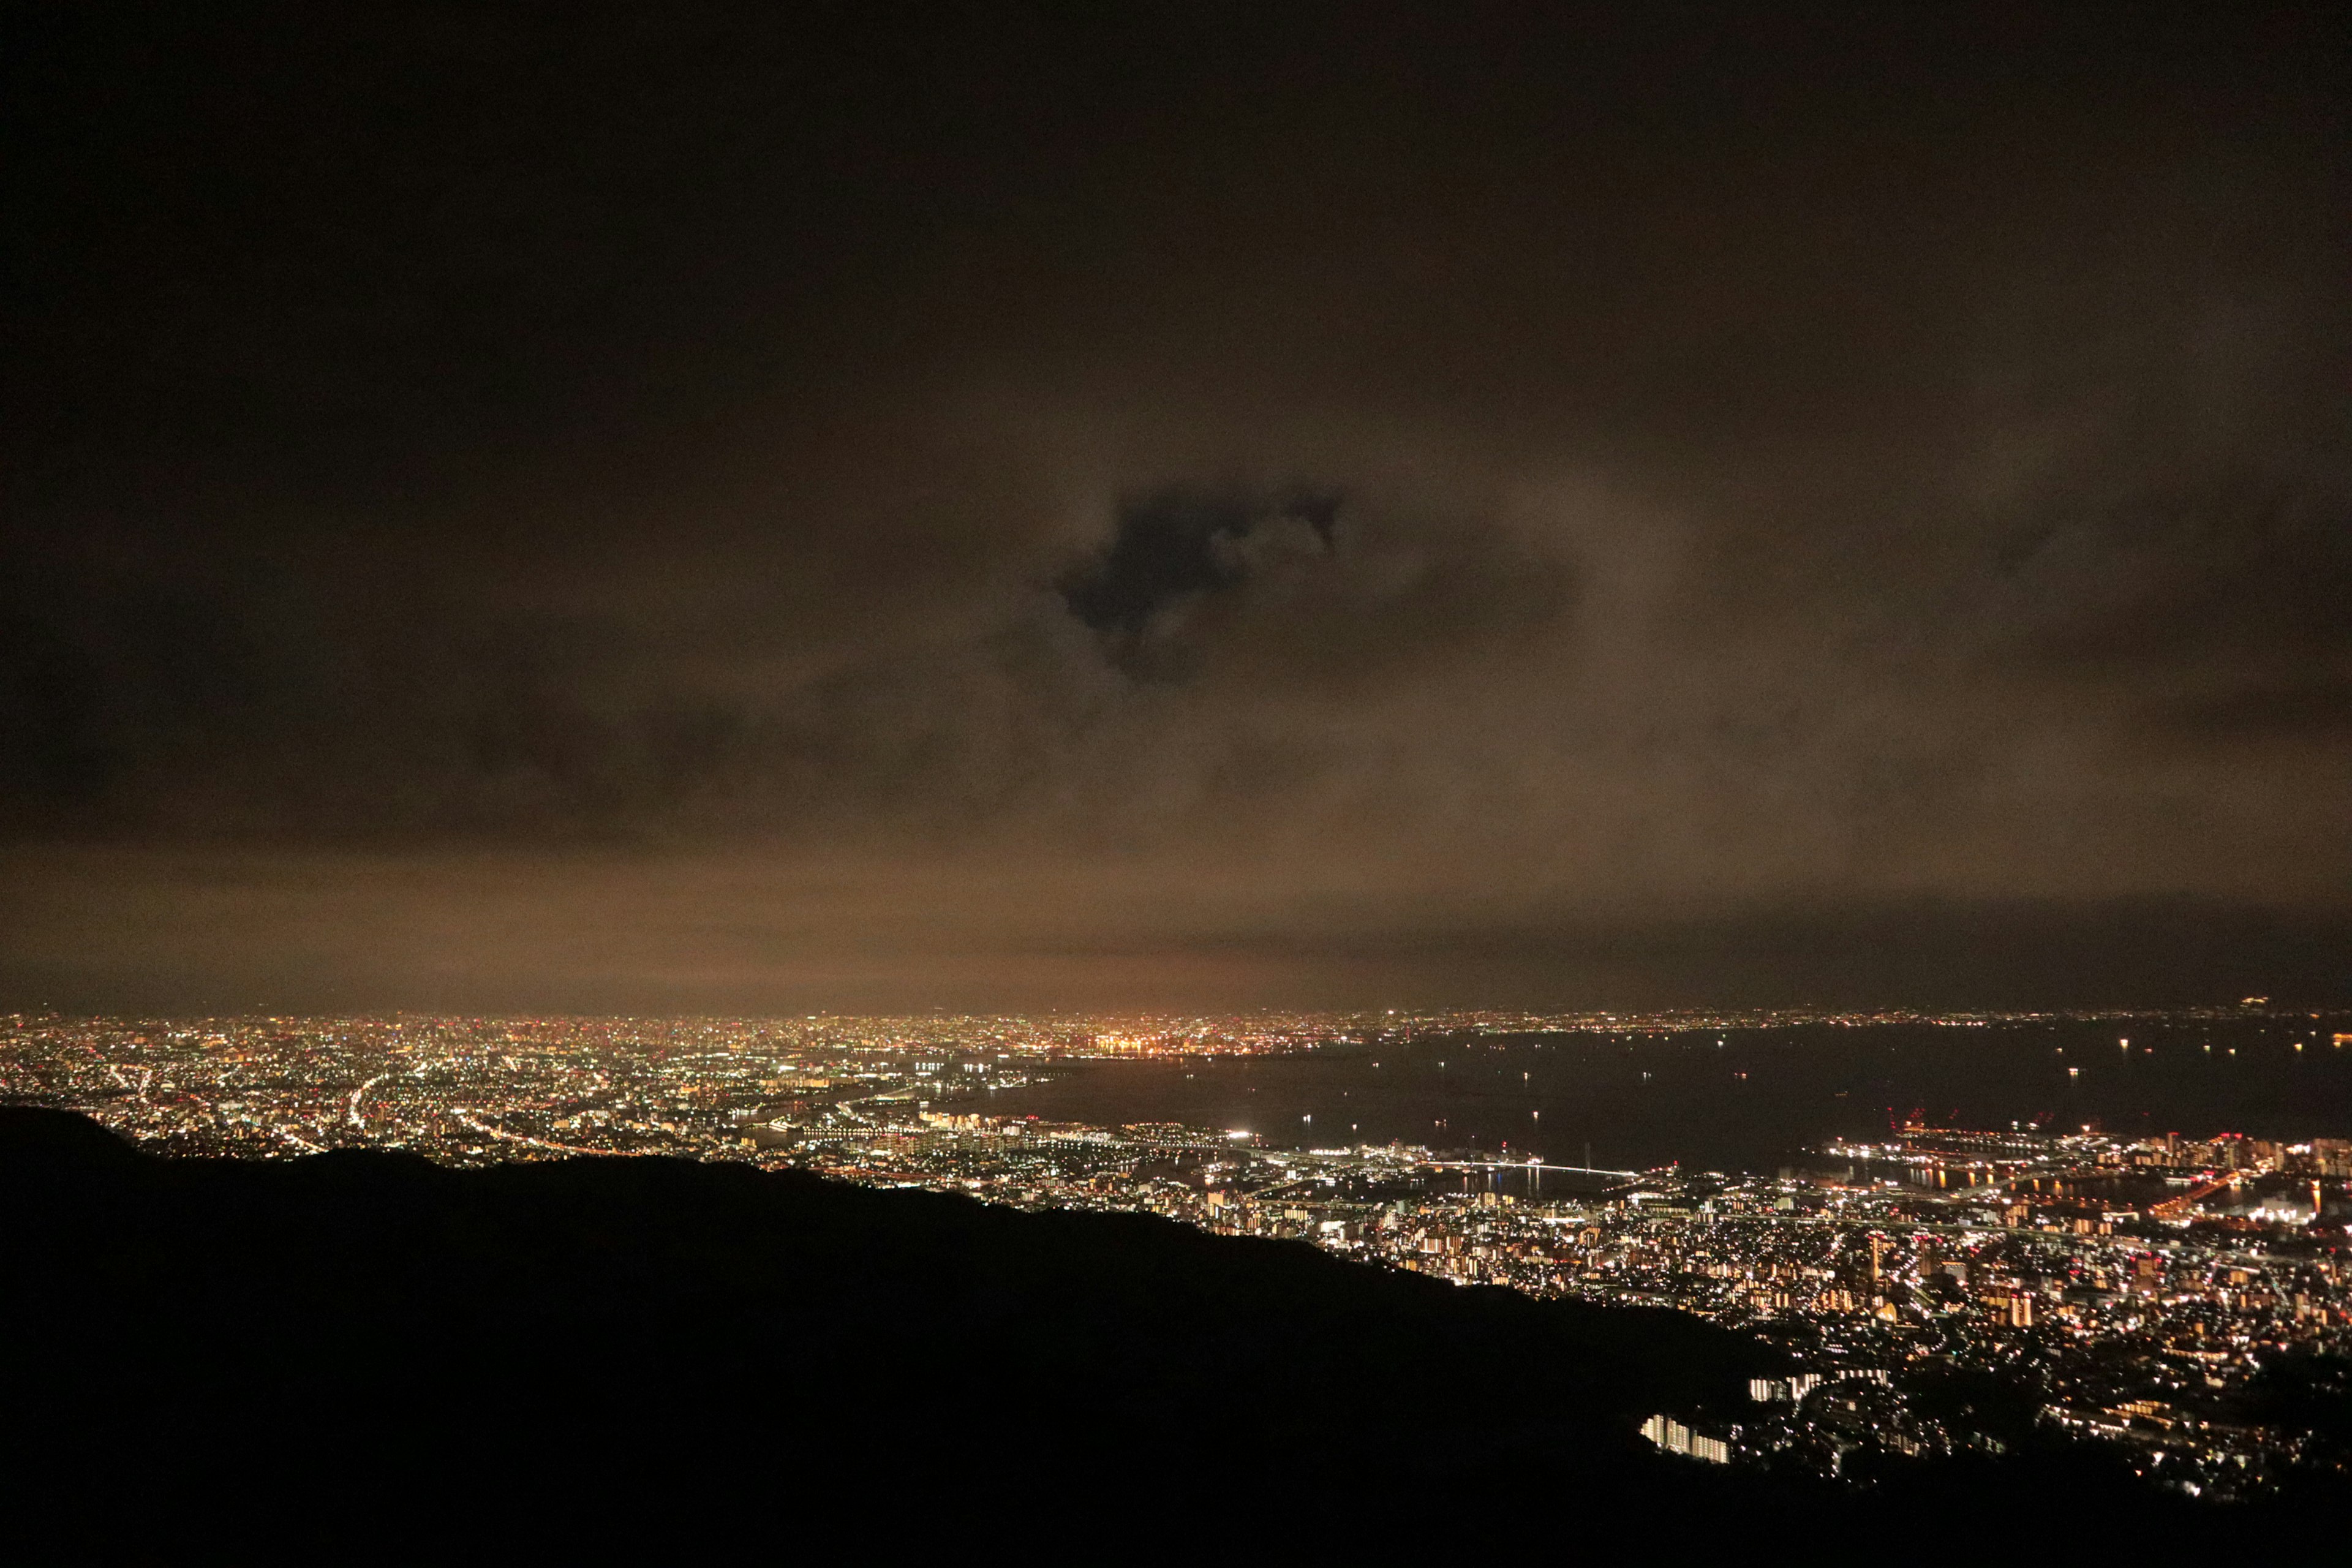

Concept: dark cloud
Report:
left=2, top=2, right=2348, bottom=1008
left=1060, top=483, right=1343, bottom=646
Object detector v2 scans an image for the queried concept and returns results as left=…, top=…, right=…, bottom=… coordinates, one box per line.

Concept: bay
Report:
left=981, top=1015, right=2352, bottom=1174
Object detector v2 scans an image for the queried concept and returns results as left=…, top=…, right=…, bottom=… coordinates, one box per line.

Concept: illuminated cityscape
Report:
left=10, top=2, right=2348, bottom=1550
left=9, top=1006, right=2349, bottom=1501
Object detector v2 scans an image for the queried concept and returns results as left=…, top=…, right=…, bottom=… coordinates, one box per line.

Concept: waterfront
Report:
left=9, top=1005, right=2352, bottom=1498
left=987, top=1015, right=2352, bottom=1174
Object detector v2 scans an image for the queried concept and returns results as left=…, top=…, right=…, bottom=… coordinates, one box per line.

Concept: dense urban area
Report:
left=7, top=1007, right=2351, bottom=1501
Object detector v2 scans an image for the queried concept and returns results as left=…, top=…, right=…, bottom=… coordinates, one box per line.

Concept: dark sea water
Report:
left=982, top=1016, right=2352, bottom=1174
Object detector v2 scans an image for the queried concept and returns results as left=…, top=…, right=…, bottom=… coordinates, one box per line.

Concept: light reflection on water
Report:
left=981, top=1017, right=2352, bottom=1174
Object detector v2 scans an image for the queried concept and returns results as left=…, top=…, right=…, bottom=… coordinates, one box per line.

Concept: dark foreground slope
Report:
left=0, top=1110, right=2288, bottom=1555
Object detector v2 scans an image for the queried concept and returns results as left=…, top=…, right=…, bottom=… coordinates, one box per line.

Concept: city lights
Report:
left=6, top=1005, right=2349, bottom=1499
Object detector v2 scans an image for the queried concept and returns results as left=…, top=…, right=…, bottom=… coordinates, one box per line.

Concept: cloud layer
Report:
left=5, top=4, right=2346, bottom=1008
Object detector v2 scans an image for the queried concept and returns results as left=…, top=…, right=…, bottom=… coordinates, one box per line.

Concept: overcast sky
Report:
left=6, top=3, right=2347, bottom=1012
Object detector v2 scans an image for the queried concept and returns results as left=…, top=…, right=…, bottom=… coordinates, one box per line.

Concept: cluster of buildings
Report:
left=4, top=1009, right=2348, bottom=1499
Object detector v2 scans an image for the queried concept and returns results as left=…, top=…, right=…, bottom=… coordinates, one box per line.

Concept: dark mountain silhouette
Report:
left=0, top=1109, right=2311, bottom=1555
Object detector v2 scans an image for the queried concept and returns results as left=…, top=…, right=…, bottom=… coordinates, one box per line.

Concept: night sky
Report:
left=6, top=4, right=2347, bottom=1013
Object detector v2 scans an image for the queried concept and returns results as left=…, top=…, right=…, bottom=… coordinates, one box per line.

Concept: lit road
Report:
left=347, top=1073, right=390, bottom=1130
left=454, top=1109, right=625, bottom=1158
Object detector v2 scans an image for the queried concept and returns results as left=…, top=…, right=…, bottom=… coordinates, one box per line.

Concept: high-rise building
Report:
left=1640, top=1414, right=1730, bottom=1464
